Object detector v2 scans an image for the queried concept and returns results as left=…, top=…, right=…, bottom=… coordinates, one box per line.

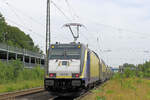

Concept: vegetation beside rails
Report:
left=120, top=61, right=150, bottom=78
left=82, top=77, right=150, bottom=100
left=0, top=60, right=44, bottom=93
left=81, top=61, right=150, bottom=100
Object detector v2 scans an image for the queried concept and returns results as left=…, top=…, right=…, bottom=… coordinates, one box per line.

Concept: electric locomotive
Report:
left=44, top=42, right=108, bottom=94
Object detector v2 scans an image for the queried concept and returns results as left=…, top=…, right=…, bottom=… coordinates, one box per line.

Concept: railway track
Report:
left=0, top=82, right=106, bottom=100
left=74, top=90, right=92, bottom=100
left=0, top=87, right=44, bottom=100
left=74, top=81, right=106, bottom=100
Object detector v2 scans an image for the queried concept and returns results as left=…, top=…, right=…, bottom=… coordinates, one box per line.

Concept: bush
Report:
left=124, top=67, right=136, bottom=78
left=0, top=60, right=44, bottom=84
left=119, top=61, right=150, bottom=78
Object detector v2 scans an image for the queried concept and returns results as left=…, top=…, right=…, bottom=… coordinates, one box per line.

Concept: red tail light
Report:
left=49, top=73, right=56, bottom=77
left=75, top=74, right=79, bottom=78
left=72, top=73, right=80, bottom=78
left=50, top=73, right=54, bottom=77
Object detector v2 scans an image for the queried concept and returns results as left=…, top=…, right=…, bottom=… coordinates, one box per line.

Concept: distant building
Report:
left=112, top=68, right=119, bottom=73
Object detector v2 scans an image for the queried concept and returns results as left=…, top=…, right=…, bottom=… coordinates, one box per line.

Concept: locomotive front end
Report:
left=44, top=43, right=86, bottom=92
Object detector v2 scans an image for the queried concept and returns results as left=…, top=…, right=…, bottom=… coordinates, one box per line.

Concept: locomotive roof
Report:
left=50, top=42, right=87, bottom=48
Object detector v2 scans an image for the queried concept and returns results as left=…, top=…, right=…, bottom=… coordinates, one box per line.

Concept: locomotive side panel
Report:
left=89, top=52, right=100, bottom=83
left=101, top=60, right=107, bottom=81
left=99, top=60, right=104, bottom=82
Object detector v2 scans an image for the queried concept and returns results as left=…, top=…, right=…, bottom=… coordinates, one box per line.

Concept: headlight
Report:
left=78, top=45, right=81, bottom=48
left=51, top=45, right=55, bottom=48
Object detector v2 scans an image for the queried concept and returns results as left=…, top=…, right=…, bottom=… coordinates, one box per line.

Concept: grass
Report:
left=0, top=80, right=43, bottom=93
left=81, top=77, right=150, bottom=100
left=0, top=60, right=44, bottom=94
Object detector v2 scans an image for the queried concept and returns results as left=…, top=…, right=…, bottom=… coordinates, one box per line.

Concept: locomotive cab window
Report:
left=49, top=45, right=81, bottom=60
left=62, top=61, right=67, bottom=65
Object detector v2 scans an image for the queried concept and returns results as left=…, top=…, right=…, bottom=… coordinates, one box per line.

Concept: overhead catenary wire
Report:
left=4, top=2, right=32, bottom=31
left=51, top=0, right=72, bottom=22
left=50, top=0, right=89, bottom=42
left=51, top=2, right=102, bottom=45
left=0, top=1, right=45, bottom=40
left=86, top=18, right=150, bottom=39
left=96, top=33, right=108, bottom=62
left=63, top=0, right=90, bottom=43
left=64, top=0, right=79, bottom=21
left=0, top=0, right=45, bottom=29
left=5, top=17, right=45, bottom=39
left=4, top=2, right=45, bottom=26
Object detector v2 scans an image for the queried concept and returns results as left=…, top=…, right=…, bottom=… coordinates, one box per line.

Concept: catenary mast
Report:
left=45, top=0, right=51, bottom=76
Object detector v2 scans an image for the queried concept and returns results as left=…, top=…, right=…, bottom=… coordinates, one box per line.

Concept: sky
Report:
left=0, top=0, right=150, bottom=67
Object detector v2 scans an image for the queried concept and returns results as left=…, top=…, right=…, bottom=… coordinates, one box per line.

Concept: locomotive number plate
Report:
left=60, top=73, right=69, bottom=76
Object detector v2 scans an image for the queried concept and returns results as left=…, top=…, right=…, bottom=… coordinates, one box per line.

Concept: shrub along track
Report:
left=0, top=87, right=44, bottom=100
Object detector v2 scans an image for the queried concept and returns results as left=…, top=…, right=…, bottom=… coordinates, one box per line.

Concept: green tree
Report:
left=0, top=13, right=42, bottom=53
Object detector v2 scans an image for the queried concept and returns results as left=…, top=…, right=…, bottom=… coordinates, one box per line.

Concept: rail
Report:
left=0, top=87, right=44, bottom=100
left=74, top=81, right=106, bottom=100
left=74, top=90, right=92, bottom=100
